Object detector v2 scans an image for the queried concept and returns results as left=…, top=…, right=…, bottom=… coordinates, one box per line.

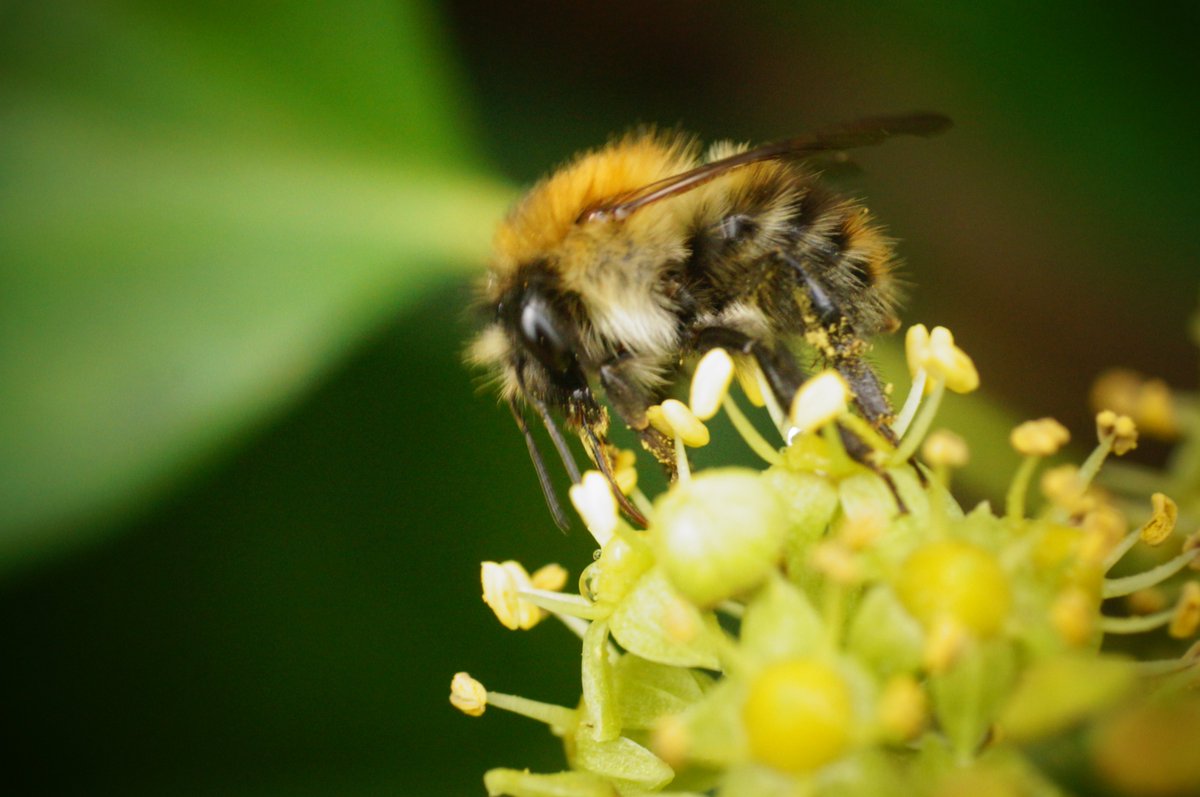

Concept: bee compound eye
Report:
left=519, top=298, right=573, bottom=375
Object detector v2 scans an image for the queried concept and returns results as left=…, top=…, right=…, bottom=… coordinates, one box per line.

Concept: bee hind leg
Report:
left=694, top=325, right=908, bottom=513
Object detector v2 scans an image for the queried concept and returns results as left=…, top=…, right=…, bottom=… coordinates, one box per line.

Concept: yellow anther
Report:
left=1040, top=464, right=1086, bottom=509
left=878, top=674, right=928, bottom=742
left=906, top=324, right=980, bottom=394
left=1096, top=410, right=1139, bottom=456
left=905, top=323, right=931, bottom=379
left=481, top=560, right=544, bottom=630
left=1127, top=587, right=1169, bottom=615
left=690, top=348, right=735, bottom=420
left=530, top=563, right=569, bottom=592
left=1010, top=417, right=1071, bottom=457
left=660, top=398, right=711, bottom=447
left=1169, top=582, right=1200, bottom=639
left=923, top=617, right=967, bottom=674
left=612, top=448, right=639, bottom=495
left=1140, top=492, right=1178, bottom=546
left=735, top=362, right=767, bottom=407
left=921, top=428, right=969, bottom=468
left=450, top=672, right=488, bottom=717
left=568, top=471, right=619, bottom=545
left=1091, top=369, right=1179, bottom=440
left=1184, top=531, right=1200, bottom=571
left=1050, top=586, right=1096, bottom=647
left=645, top=404, right=673, bottom=437
left=789, top=370, right=849, bottom=434
left=651, top=715, right=690, bottom=771
left=811, top=541, right=862, bottom=584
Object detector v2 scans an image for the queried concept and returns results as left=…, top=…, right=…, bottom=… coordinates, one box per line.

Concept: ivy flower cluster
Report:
left=452, top=323, right=1200, bottom=797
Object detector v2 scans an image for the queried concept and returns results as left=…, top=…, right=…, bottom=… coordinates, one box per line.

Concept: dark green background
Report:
left=2, top=2, right=1198, bottom=793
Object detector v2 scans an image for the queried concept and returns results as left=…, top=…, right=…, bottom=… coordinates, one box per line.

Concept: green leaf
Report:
left=609, top=568, right=722, bottom=670
left=572, top=735, right=674, bottom=792
left=0, top=0, right=511, bottom=569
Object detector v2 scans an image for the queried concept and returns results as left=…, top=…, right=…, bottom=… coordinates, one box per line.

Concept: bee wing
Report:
left=579, top=112, right=951, bottom=223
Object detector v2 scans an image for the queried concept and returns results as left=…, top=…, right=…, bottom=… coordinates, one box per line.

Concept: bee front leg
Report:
left=598, top=356, right=678, bottom=481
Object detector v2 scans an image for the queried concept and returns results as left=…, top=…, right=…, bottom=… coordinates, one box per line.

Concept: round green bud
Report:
left=652, top=468, right=788, bottom=607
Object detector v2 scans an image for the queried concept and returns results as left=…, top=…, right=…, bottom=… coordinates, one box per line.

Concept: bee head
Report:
left=493, top=267, right=589, bottom=406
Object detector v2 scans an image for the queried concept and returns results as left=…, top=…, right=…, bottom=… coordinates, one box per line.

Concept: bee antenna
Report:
left=509, top=398, right=571, bottom=532
left=529, top=395, right=584, bottom=485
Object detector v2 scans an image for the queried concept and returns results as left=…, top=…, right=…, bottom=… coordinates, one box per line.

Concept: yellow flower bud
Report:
left=743, top=659, right=854, bottom=772
left=896, top=540, right=1012, bottom=637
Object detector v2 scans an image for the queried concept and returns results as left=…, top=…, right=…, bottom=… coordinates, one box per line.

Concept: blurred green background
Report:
left=2, top=1, right=1198, bottom=793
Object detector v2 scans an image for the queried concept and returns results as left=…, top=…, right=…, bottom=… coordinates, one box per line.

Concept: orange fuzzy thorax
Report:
left=491, top=131, right=699, bottom=275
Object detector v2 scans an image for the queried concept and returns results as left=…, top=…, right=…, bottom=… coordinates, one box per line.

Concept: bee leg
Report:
left=598, top=356, right=678, bottom=481
left=779, top=252, right=899, bottom=444
left=695, top=325, right=908, bottom=513
left=693, top=327, right=805, bottom=404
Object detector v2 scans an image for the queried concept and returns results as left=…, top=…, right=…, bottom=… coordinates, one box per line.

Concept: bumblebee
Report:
left=469, top=113, right=951, bottom=529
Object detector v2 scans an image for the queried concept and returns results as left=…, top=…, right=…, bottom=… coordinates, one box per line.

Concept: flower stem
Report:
left=892, top=368, right=928, bottom=439
left=486, top=690, right=578, bottom=731
left=722, top=395, right=785, bottom=466
left=891, top=379, right=945, bottom=465
left=1103, top=549, right=1200, bottom=598
left=1099, top=609, right=1175, bottom=634
left=1005, top=455, right=1039, bottom=522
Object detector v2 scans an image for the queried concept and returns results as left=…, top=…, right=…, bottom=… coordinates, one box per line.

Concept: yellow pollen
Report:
left=921, top=428, right=969, bottom=468
left=1139, top=492, right=1178, bottom=546
left=1010, top=418, right=1071, bottom=457
left=690, top=348, right=735, bottom=420
left=789, top=370, right=849, bottom=434
left=568, top=471, right=619, bottom=545
left=1096, top=410, right=1139, bottom=456
left=1169, top=582, right=1200, bottom=639
left=450, top=672, right=488, bottom=717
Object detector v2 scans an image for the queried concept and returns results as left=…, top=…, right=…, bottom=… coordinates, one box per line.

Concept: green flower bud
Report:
left=653, top=468, right=789, bottom=607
